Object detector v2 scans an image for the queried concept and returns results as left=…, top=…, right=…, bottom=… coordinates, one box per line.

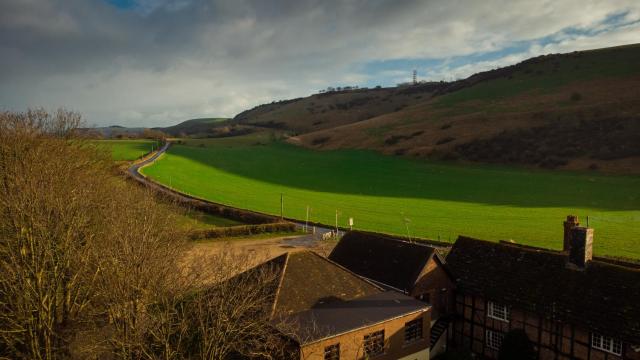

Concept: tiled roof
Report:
left=328, top=231, right=440, bottom=292
left=282, top=291, right=429, bottom=344
left=446, top=236, right=640, bottom=343
left=237, top=251, right=432, bottom=346
left=244, top=251, right=382, bottom=318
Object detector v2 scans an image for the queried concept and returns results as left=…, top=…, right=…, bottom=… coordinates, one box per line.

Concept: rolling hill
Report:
left=235, top=44, right=640, bottom=174
left=156, top=117, right=230, bottom=137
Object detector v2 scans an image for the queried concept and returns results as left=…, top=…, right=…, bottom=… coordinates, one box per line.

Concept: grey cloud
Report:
left=1, top=0, right=639, bottom=127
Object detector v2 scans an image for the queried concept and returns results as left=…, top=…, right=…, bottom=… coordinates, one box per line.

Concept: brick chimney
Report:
left=566, top=226, right=594, bottom=270
left=563, top=215, right=579, bottom=252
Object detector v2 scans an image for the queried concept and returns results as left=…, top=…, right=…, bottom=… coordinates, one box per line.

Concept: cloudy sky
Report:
left=1, top=0, right=639, bottom=127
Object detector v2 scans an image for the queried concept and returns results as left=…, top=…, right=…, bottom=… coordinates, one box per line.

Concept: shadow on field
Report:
left=158, top=142, right=640, bottom=211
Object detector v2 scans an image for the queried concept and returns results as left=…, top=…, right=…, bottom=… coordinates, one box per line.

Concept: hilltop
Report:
left=156, top=117, right=231, bottom=137
left=234, top=44, right=640, bottom=174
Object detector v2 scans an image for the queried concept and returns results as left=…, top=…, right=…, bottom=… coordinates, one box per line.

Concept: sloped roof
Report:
left=328, top=231, right=439, bottom=291
left=283, top=291, right=429, bottom=345
left=247, top=251, right=382, bottom=318
left=446, top=236, right=640, bottom=343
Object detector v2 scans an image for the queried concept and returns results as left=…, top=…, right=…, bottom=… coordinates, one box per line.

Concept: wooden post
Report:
left=305, top=205, right=309, bottom=232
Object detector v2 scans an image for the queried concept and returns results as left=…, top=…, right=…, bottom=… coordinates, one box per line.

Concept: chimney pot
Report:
left=567, top=226, right=593, bottom=270
left=563, top=215, right=580, bottom=252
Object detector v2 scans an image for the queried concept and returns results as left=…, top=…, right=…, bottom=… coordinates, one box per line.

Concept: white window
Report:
left=592, top=333, right=623, bottom=356
left=486, top=330, right=504, bottom=350
left=487, top=301, right=510, bottom=322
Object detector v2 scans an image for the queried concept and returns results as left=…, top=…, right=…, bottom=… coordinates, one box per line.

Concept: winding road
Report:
left=127, top=141, right=336, bottom=243
left=128, top=141, right=171, bottom=179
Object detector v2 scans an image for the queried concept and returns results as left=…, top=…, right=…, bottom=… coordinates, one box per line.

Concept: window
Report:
left=324, top=343, right=340, bottom=360
left=486, top=330, right=504, bottom=350
left=364, top=330, right=385, bottom=357
left=404, top=317, right=423, bottom=344
left=592, top=333, right=623, bottom=356
left=487, top=301, right=510, bottom=322
left=419, top=292, right=430, bottom=303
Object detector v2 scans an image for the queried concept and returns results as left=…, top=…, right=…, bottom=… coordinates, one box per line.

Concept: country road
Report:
left=128, top=141, right=171, bottom=179
left=127, top=141, right=336, bottom=244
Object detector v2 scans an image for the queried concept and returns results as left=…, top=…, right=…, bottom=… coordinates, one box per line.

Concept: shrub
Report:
left=384, top=135, right=409, bottom=146
left=436, top=137, right=455, bottom=145
left=312, top=136, right=330, bottom=145
left=499, top=329, right=535, bottom=360
left=188, top=222, right=297, bottom=240
left=570, top=92, right=582, bottom=101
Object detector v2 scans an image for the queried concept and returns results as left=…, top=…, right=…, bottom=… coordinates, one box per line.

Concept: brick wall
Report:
left=300, top=309, right=431, bottom=360
left=411, top=257, right=454, bottom=319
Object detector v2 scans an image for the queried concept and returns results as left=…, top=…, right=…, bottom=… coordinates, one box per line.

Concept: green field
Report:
left=92, top=139, right=159, bottom=161
left=141, top=134, right=640, bottom=258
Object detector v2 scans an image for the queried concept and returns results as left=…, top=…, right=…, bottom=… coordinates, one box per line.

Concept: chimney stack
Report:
left=566, top=226, right=594, bottom=270
left=563, top=215, right=579, bottom=252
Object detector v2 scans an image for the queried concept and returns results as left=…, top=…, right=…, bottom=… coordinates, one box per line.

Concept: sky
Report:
left=1, top=0, right=639, bottom=127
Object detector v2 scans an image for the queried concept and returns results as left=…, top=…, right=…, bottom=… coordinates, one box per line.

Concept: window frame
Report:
left=486, top=329, right=504, bottom=350
left=363, top=329, right=385, bottom=357
left=323, top=343, right=340, bottom=360
left=592, top=333, right=623, bottom=356
left=404, top=317, right=424, bottom=344
left=487, top=301, right=510, bottom=322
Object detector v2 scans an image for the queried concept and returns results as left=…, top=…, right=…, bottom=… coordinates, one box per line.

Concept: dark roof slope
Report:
left=328, top=231, right=439, bottom=291
left=282, top=291, right=429, bottom=344
left=273, top=251, right=381, bottom=316
left=447, top=236, right=640, bottom=343
left=244, top=251, right=382, bottom=318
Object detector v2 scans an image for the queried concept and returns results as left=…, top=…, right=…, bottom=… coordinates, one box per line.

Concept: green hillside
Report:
left=435, top=43, right=640, bottom=107
left=141, top=134, right=640, bottom=258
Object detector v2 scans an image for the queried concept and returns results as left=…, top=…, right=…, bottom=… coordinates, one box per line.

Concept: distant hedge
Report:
left=127, top=172, right=279, bottom=224
left=188, top=222, right=297, bottom=240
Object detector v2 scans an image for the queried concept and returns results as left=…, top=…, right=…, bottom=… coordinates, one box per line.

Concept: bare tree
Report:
left=0, top=109, right=296, bottom=360
left=0, top=109, right=107, bottom=359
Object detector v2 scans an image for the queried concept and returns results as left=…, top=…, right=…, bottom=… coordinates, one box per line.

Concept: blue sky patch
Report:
left=104, top=0, right=137, bottom=9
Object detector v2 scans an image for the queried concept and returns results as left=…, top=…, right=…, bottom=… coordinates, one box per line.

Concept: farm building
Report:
left=446, top=216, right=640, bottom=359
left=236, top=251, right=432, bottom=359
left=328, top=231, right=455, bottom=356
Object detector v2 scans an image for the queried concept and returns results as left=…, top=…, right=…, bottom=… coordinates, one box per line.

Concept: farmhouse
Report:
left=328, top=231, right=455, bottom=355
left=329, top=231, right=454, bottom=315
left=446, top=216, right=640, bottom=359
left=238, top=251, right=432, bottom=359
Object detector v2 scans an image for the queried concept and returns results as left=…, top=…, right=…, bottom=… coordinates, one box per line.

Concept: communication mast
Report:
left=412, top=69, right=417, bottom=85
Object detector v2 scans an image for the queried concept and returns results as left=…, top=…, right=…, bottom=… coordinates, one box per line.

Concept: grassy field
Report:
left=91, top=139, right=159, bottom=161
left=141, top=134, right=640, bottom=258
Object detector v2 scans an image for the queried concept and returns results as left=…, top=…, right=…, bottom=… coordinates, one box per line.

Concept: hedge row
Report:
left=187, top=222, right=297, bottom=240
left=127, top=172, right=278, bottom=224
